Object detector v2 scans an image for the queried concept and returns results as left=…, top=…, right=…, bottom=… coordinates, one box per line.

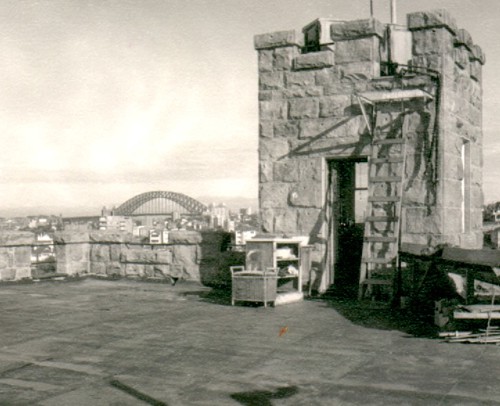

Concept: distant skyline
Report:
left=1, top=0, right=499, bottom=217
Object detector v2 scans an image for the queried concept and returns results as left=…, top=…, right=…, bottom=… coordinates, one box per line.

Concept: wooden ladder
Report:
left=358, top=102, right=407, bottom=302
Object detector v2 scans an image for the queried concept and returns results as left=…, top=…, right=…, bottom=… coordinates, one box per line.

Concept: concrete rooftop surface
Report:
left=1, top=279, right=500, bottom=405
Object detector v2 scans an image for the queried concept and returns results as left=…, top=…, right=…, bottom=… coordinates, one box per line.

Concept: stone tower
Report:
left=254, top=10, right=485, bottom=292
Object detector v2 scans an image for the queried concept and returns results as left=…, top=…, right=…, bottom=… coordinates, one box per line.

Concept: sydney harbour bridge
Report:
left=113, top=191, right=208, bottom=218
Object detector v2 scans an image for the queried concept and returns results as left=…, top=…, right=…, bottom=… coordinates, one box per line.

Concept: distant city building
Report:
left=208, top=203, right=228, bottom=230
left=234, top=225, right=258, bottom=246
left=149, top=229, right=169, bottom=244
left=99, top=215, right=133, bottom=233
left=240, top=207, right=252, bottom=217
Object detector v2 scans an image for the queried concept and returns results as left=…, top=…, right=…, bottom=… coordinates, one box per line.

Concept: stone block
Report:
left=273, top=208, right=298, bottom=235
left=315, top=68, right=343, bottom=87
left=298, top=158, right=323, bottom=182
left=293, top=51, right=334, bottom=70
left=0, top=268, right=16, bottom=281
left=411, top=29, right=455, bottom=55
left=155, top=249, right=173, bottom=264
left=0, top=251, right=9, bottom=268
left=259, top=72, right=284, bottom=90
left=110, top=244, right=121, bottom=261
left=443, top=180, right=464, bottom=208
left=69, top=244, right=87, bottom=262
left=335, top=37, right=378, bottom=63
left=470, top=44, right=486, bottom=65
left=259, top=138, right=289, bottom=161
left=454, top=29, right=473, bottom=50
left=443, top=207, right=463, bottom=235
left=259, top=100, right=287, bottom=120
left=125, top=263, right=144, bottom=276
left=167, top=230, right=202, bottom=244
left=283, top=87, right=323, bottom=98
left=254, top=30, right=301, bottom=50
left=273, top=161, right=299, bottom=182
left=273, top=121, right=299, bottom=138
left=0, top=232, right=35, bottom=246
left=330, top=18, right=384, bottom=41
left=172, top=245, right=200, bottom=280
left=338, top=61, right=378, bottom=78
left=259, top=161, right=273, bottom=183
left=407, top=9, right=457, bottom=34
left=274, top=46, right=299, bottom=70
left=259, top=121, right=273, bottom=138
left=91, top=244, right=111, bottom=262
left=14, top=246, right=31, bottom=266
left=470, top=60, right=482, bottom=82
left=289, top=182, right=322, bottom=208
left=454, top=47, right=469, bottom=70
left=153, top=264, right=171, bottom=278
left=91, top=262, right=106, bottom=275
left=15, top=267, right=32, bottom=280
left=299, top=115, right=367, bottom=139
left=297, top=208, right=323, bottom=235
left=319, top=95, right=351, bottom=117
left=258, top=49, right=274, bottom=72
left=259, top=208, right=274, bottom=233
left=89, top=231, right=128, bottom=243
left=106, top=261, right=122, bottom=276
left=442, top=152, right=463, bottom=180
left=121, top=248, right=157, bottom=263
left=289, top=98, right=319, bottom=119
left=259, top=182, right=289, bottom=209
left=404, top=208, right=441, bottom=234
left=285, top=71, right=316, bottom=88
left=323, top=80, right=355, bottom=95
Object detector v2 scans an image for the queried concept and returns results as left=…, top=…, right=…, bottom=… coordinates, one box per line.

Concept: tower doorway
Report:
left=328, top=159, right=368, bottom=297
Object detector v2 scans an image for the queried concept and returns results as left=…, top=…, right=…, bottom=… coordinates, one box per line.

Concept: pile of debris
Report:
left=440, top=327, right=500, bottom=344
left=439, top=303, right=500, bottom=344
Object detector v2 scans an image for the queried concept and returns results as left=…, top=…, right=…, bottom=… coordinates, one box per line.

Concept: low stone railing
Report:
left=0, top=230, right=244, bottom=286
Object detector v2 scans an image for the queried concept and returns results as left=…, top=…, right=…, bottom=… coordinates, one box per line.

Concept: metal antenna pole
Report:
left=370, top=0, right=374, bottom=18
left=390, top=0, right=397, bottom=24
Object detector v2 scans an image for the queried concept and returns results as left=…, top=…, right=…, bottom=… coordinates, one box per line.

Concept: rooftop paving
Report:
left=1, top=279, right=500, bottom=405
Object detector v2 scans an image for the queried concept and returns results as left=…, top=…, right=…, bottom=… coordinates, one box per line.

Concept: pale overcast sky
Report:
left=0, top=0, right=499, bottom=216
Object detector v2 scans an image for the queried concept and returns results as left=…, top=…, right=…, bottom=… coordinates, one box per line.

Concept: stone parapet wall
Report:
left=0, top=232, right=35, bottom=281
left=0, top=230, right=238, bottom=285
left=53, top=230, right=203, bottom=282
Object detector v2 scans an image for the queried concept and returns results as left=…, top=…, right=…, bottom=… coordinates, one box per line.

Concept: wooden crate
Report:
left=231, top=267, right=277, bottom=307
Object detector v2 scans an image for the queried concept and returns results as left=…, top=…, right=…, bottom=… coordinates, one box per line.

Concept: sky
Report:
left=0, top=0, right=499, bottom=216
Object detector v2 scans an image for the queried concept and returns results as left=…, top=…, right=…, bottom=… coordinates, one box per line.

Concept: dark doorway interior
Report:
left=329, top=159, right=368, bottom=297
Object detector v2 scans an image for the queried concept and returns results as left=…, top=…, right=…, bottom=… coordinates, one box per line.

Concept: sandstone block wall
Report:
left=255, top=9, right=485, bottom=289
left=52, top=230, right=233, bottom=283
left=0, top=232, right=34, bottom=281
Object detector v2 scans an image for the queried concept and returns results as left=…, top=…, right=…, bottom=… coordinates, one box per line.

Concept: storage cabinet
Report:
left=245, top=238, right=312, bottom=302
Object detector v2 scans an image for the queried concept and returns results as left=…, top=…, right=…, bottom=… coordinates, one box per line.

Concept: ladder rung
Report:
left=362, top=257, right=397, bottom=264
left=365, top=216, right=398, bottom=222
left=368, top=196, right=400, bottom=202
left=371, top=157, right=404, bottom=164
left=369, top=176, right=402, bottom=183
left=365, top=236, right=397, bottom=243
left=361, top=279, right=393, bottom=286
left=373, top=138, right=404, bottom=145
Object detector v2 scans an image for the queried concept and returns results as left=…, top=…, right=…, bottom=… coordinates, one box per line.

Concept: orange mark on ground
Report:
left=279, top=326, right=288, bottom=337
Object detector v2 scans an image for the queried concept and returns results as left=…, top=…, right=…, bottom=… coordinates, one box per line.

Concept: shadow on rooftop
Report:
left=318, top=292, right=439, bottom=338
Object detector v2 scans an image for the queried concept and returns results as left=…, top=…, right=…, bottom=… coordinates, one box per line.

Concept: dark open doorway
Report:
left=328, top=159, right=368, bottom=297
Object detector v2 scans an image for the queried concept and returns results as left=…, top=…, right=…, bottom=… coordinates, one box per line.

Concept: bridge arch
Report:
left=114, top=191, right=207, bottom=215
